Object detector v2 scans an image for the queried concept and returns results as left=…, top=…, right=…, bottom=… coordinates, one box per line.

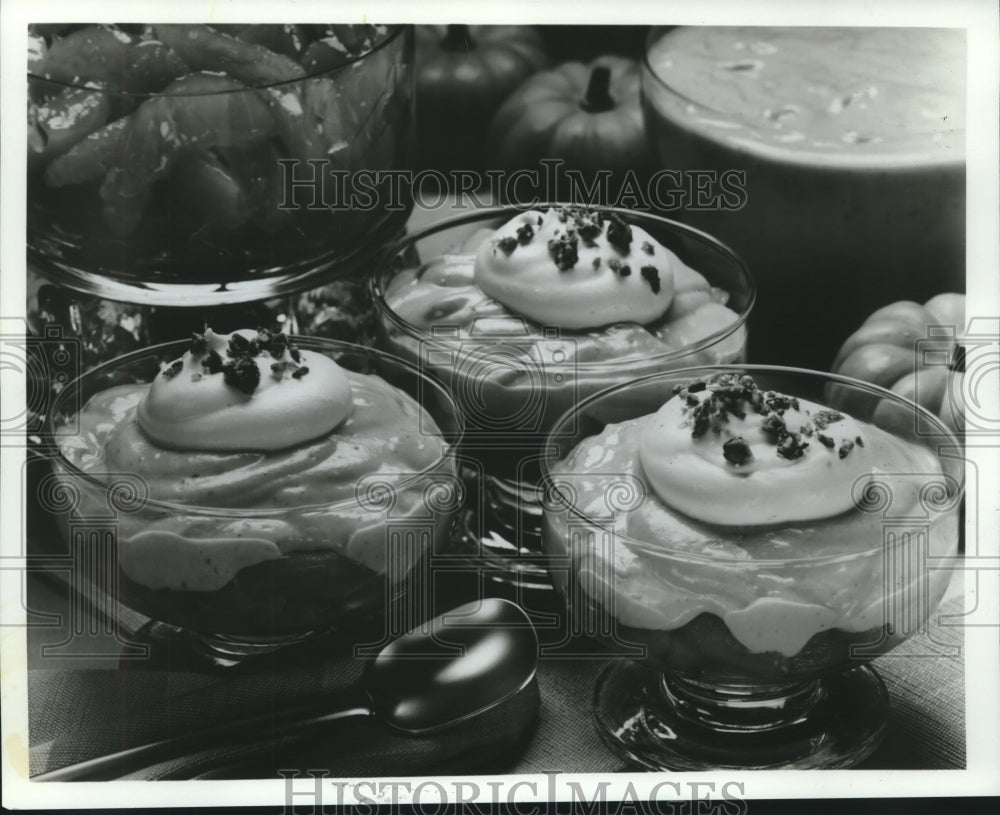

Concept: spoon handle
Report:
left=33, top=687, right=373, bottom=782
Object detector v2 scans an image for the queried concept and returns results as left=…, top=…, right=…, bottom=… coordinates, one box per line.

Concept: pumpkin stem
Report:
left=580, top=65, right=615, bottom=113
left=440, top=24, right=474, bottom=52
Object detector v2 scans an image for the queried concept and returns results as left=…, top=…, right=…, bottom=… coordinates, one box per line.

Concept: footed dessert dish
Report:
left=372, top=206, right=753, bottom=587
left=46, top=330, right=461, bottom=662
left=642, top=27, right=966, bottom=368
left=542, top=367, right=962, bottom=769
left=27, top=23, right=413, bottom=304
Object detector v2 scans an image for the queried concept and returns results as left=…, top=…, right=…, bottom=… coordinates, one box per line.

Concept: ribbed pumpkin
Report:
left=488, top=56, right=650, bottom=179
left=832, top=294, right=965, bottom=434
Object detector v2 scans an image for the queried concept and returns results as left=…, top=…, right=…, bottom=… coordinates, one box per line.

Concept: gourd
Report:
left=832, top=294, right=965, bottom=434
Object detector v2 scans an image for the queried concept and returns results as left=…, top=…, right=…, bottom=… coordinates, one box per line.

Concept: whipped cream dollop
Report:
left=639, top=373, right=874, bottom=525
left=138, top=328, right=353, bottom=452
left=473, top=208, right=676, bottom=329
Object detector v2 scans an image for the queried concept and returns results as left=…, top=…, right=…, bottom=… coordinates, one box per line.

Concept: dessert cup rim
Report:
left=28, top=23, right=408, bottom=96
left=46, top=334, right=464, bottom=516
left=641, top=25, right=966, bottom=171
left=370, top=203, right=756, bottom=370
left=540, top=362, right=965, bottom=566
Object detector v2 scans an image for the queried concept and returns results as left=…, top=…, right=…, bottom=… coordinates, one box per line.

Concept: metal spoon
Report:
left=34, top=598, right=539, bottom=781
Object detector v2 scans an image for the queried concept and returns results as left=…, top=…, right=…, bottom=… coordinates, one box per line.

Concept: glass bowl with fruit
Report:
left=541, top=366, right=962, bottom=769
left=27, top=23, right=413, bottom=305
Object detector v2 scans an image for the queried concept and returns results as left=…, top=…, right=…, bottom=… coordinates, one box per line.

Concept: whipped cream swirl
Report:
left=473, top=208, right=677, bottom=329
left=639, top=374, right=874, bottom=525
left=138, top=329, right=353, bottom=452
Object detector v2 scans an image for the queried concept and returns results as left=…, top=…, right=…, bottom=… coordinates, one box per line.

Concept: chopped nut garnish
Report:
left=496, top=236, right=518, bottom=255
left=723, top=436, right=753, bottom=465
left=641, top=241, right=654, bottom=255
left=516, top=224, right=534, bottom=245
left=606, top=214, right=633, bottom=252
left=640, top=266, right=661, bottom=294
left=592, top=257, right=601, bottom=270
left=761, top=413, right=786, bottom=438
left=202, top=350, right=223, bottom=374
left=677, top=373, right=823, bottom=463
left=838, top=440, right=855, bottom=459
left=813, top=409, right=844, bottom=430
left=777, top=433, right=809, bottom=460
left=548, top=234, right=579, bottom=271
left=855, top=436, right=865, bottom=447
left=189, top=332, right=208, bottom=355
left=161, top=359, right=183, bottom=379
left=222, top=356, right=260, bottom=395
left=817, top=433, right=835, bottom=448
left=608, top=259, right=631, bottom=277
left=228, top=333, right=258, bottom=357
left=574, top=209, right=604, bottom=242
left=261, top=330, right=289, bottom=358
left=763, top=391, right=794, bottom=413
left=289, top=346, right=301, bottom=363
left=291, top=366, right=310, bottom=379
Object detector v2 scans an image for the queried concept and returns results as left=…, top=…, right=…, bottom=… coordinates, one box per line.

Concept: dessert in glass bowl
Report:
left=371, top=205, right=754, bottom=587
left=27, top=23, right=413, bottom=305
left=44, top=330, right=462, bottom=663
left=542, top=367, right=962, bottom=769
left=642, top=27, right=966, bottom=368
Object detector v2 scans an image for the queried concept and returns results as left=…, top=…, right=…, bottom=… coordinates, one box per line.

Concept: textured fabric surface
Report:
left=26, top=578, right=966, bottom=778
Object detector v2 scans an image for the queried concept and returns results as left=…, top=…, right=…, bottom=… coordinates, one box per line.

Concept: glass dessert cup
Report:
left=44, top=336, right=463, bottom=666
left=541, top=365, right=963, bottom=769
left=27, top=24, right=413, bottom=305
left=641, top=26, right=966, bottom=369
left=370, top=206, right=754, bottom=592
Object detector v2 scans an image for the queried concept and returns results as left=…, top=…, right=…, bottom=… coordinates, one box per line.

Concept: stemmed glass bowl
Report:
left=541, top=365, right=963, bottom=769
left=371, top=205, right=754, bottom=591
left=42, top=337, right=463, bottom=665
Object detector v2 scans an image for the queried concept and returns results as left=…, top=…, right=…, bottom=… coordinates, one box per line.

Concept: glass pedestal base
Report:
left=594, top=661, right=888, bottom=770
left=127, top=621, right=334, bottom=671
left=448, top=466, right=554, bottom=592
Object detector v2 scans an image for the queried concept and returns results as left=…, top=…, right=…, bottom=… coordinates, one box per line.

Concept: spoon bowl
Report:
left=371, top=597, right=540, bottom=733
left=34, top=599, right=539, bottom=781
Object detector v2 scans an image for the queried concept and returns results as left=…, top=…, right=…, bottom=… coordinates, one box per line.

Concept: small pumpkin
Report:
left=831, top=293, right=966, bottom=435
left=488, top=56, right=650, bottom=185
left=415, top=25, right=548, bottom=170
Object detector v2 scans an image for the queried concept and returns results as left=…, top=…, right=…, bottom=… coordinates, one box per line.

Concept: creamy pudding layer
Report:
left=549, top=375, right=957, bottom=657
left=646, top=27, right=965, bottom=166
left=59, top=331, right=448, bottom=592
left=385, top=207, right=744, bottom=366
